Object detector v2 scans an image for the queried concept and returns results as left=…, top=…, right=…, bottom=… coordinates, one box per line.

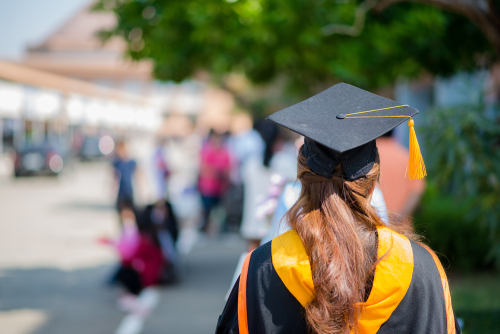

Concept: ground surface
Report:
left=1, top=161, right=497, bottom=334
left=449, top=273, right=500, bottom=334
left=0, top=162, right=245, bottom=334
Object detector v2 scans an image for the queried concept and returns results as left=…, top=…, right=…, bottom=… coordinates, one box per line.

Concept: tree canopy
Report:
left=94, top=0, right=492, bottom=96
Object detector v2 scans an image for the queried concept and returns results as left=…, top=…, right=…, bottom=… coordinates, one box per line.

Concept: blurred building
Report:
left=24, top=6, right=149, bottom=90
left=0, top=60, right=158, bottom=155
left=22, top=2, right=235, bottom=133
left=0, top=2, right=235, bottom=148
left=22, top=2, right=204, bottom=115
left=0, top=0, right=235, bottom=198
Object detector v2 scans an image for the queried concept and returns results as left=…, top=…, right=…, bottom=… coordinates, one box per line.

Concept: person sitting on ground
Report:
left=113, top=208, right=163, bottom=310
left=143, top=200, right=180, bottom=284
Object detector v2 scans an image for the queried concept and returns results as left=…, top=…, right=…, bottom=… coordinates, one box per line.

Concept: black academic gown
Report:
left=216, top=226, right=461, bottom=334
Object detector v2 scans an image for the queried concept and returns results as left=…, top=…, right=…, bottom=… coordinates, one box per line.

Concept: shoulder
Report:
left=406, top=240, right=451, bottom=297
left=244, top=238, right=307, bottom=333
left=250, top=229, right=307, bottom=272
left=247, top=240, right=274, bottom=275
left=246, top=232, right=306, bottom=297
left=374, top=229, right=457, bottom=333
left=407, top=240, right=452, bottom=305
left=377, top=227, right=446, bottom=289
left=256, top=230, right=314, bottom=308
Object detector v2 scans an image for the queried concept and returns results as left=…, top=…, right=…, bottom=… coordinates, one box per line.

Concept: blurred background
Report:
left=0, top=0, right=499, bottom=333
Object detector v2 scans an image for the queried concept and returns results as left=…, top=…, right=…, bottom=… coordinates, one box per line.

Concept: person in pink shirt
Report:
left=198, top=130, right=232, bottom=233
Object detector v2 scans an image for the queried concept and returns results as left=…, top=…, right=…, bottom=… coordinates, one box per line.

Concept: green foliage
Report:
left=93, top=0, right=492, bottom=95
left=414, top=184, right=492, bottom=271
left=421, top=104, right=500, bottom=267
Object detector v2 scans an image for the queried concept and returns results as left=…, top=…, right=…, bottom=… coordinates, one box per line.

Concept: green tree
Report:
left=94, top=0, right=492, bottom=96
left=422, top=103, right=500, bottom=267
left=375, top=0, right=500, bottom=56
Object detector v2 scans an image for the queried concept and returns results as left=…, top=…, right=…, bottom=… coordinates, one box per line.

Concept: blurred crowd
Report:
left=99, top=110, right=426, bottom=313
left=99, top=112, right=301, bottom=311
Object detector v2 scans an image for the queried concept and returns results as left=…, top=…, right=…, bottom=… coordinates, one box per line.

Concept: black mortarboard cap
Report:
left=266, top=83, right=425, bottom=181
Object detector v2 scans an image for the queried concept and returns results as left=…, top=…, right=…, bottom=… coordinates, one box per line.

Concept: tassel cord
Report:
left=343, top=106, right=426, bottom=180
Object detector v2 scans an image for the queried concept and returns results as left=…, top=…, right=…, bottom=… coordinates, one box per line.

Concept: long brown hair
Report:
left=286, top=146, right=414, bottom=334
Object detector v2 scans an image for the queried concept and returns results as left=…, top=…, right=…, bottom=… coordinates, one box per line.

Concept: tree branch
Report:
left=321, top=0, right=378, bottom=36
left=374, top=0, right=500, bottom=55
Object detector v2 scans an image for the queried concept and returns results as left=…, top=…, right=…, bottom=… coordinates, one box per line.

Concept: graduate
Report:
left=215, top=83, right=460, bottom=334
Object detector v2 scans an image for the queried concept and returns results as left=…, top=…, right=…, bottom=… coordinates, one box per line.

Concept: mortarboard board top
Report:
left=266, top=83, right=418, bottom=153
left=266, top=83, right=426, bottom=181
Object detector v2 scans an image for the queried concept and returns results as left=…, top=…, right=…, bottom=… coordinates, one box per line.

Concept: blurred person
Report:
left=161, top=128, right=203, bottom=256
left=114, top=208, right=164, bottom=310
left=99, top=203, right=141, bottom=287
left=216, top=83, right=459, bottom=334
left=151, top=138, right=170, bottom=201
left=240, top=124, right=314, bottom=249
left=198, top=129, right=232, bottom=233
left=238, top=122, right=282, bottom=249
left=113, top=141, right=137, bottom=221
left=224, top=134, right=299, bottom=294
left=268, top=134, right=300, bottom=181
left=115, top=206, right=141, bottom=264
left=146, top=200, right=179, bottom=244
left=256, top=120, right=279, bottom=168
left=143, top=200, right=180, bottom=283
left=377, top=130, right=426, bottom=224
left=163, top=115, right=202, bottom=234
left=227, top=114, right=265, bottom=176
left=224, top=114, right=265, bottom=232
left=256, top=135, right=303, bottom=245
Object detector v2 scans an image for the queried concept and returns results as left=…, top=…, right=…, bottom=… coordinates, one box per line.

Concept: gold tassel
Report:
left=407, top=118, right=427, bottom=180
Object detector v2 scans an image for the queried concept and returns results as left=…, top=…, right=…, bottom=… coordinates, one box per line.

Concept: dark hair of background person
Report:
left=255, top=120, right=279, bottom=167
left=135, top=208, right=161, bottom=248
left=207, top=128, right=229, bottom=147
left=143, top=201, right=179, bottom=243
left=286, top=147, right=417, bottom=334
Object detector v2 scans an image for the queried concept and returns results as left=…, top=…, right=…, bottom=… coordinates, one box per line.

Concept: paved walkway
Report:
left=0, top=162, right=245, bottom=334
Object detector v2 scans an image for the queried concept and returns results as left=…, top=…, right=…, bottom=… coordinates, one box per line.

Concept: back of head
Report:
left=286, top=147, right=412, bottom=334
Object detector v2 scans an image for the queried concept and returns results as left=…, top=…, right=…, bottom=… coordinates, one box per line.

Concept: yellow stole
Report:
left=271, top=226, right=414, bottom=334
